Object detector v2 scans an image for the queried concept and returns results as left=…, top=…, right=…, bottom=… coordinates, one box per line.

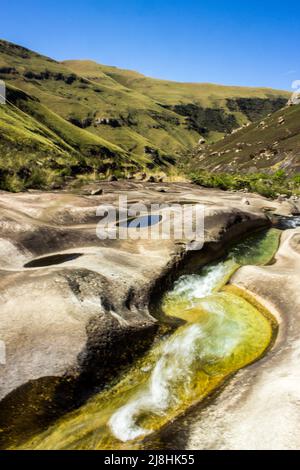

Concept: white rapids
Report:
left=170, top=259, right=237, bottom=301
left=109, top=323, right=203, bottom=442
left=109, top=261, right=239, bottom=442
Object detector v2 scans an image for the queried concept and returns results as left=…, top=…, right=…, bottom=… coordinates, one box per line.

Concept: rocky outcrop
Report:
left=227, top=97, right=287, bottom=122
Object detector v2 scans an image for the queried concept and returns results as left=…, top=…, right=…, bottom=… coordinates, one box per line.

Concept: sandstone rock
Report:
left=290, top=204, right=300, bottom=216
left=276, top=194, right=289, bottom=203
left=0, top=182, right=276, bottom=446
left=90, top=188, right=103, bottom=196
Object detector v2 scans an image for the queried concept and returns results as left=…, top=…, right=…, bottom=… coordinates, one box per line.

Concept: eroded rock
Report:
left=0, top=182, right=280, bottom=446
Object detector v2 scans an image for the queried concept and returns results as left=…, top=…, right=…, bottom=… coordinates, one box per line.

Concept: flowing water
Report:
left=15, top=229, right=281, bottom=450
left=271, top=215, right=300, bottom=230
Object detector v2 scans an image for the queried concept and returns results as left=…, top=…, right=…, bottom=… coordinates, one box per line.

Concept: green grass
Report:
left=192, top=104, right=300, bottom=174
left=0, top=40, right=195, bottom=166
left=65, top=59, right=289, bottom=148
left=79, top=60, right=289, bottom=106
left=189, top=170, right=300, bottom=198
left=0, top=84, right=132, bottom=191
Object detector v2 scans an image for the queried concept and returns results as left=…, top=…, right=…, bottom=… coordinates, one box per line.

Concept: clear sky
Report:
left=1, top=0, right=299, bottom=90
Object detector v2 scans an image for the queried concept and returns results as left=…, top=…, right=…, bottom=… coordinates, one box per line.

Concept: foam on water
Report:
left=109, top=291, right=250, bottom=442
left=109, top=324, right=203, bottom=441
left=272, top=216, right=300, bottom=230
left=170, top=259, right=237, bottom=301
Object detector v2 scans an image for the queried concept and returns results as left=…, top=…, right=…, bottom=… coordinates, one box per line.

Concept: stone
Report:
left=147, top=176, right=157, bottom=183
left=90, top=188, right=103, bottom=196
left=108, top=175, right=118, bottom=182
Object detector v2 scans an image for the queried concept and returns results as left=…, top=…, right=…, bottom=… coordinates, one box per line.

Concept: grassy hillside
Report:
left=0, top=40, right=198, bottom=167
left=0, top=39, right=291, bottom=190
left=0, top=40, right=157, bottom=190
left=190, top=104, right=300, bottom=174
left=68, top=60, right=288, bottom=106
left=66, top=60, right=289, bottom=141
left=0, top=84, right=132, bottom=191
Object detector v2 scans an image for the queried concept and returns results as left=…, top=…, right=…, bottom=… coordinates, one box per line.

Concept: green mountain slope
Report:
left=0, top=84, right=132, bottom=190
left=0, top=40, right=198, bottom=167
left=0, top=39, right=291, bottom=190
left=65, top=60, right=289, bottom=142
left=191, top=103, right=300, bottom=174
left=67, top=60, right=288, bottom=105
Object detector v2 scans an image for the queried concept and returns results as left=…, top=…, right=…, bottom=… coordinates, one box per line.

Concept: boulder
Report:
left=147, top=176, right=157, bottom=183
left=90, top=188, right=103, bottom=196
left=108, top=175, right=118, bottom=182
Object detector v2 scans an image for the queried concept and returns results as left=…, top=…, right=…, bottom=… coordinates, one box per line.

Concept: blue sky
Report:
left=1, top=0, right=299, bottom=90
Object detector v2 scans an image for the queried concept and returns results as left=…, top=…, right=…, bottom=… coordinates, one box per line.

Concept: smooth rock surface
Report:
left=0, top=181, right=289, bottom=445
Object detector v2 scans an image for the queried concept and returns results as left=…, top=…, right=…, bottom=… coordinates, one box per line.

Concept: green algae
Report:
left=228, top=228, right=281, bottom=266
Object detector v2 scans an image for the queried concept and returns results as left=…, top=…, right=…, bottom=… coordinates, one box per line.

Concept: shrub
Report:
left=189, top=170, right=299, bottom=199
